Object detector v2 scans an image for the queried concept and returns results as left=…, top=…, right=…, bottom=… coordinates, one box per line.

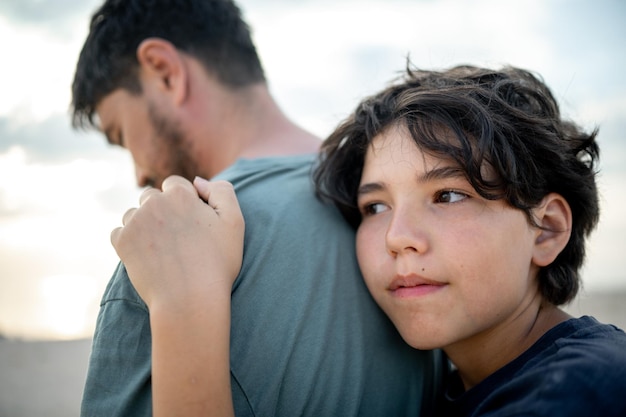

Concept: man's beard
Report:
left=147, top=103, right=200, bottom=188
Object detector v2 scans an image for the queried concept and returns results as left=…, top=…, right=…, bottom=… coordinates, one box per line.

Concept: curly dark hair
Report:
left=71, top=0, right=265, bottom=129
left=314, top=64, right=600, bottom=306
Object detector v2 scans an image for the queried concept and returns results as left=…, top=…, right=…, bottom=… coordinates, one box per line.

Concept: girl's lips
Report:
left=389, top=275, right=447, bottom=298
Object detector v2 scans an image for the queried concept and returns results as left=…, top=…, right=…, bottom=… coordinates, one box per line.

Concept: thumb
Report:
left=193, top=177, right=243, bottom=219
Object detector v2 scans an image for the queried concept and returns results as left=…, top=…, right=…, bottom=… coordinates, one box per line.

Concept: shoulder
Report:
left=520, top=316, right=626, bottom=379
left=465, top=317, right=626, bottom=416
left=215, top=154, right=316, bottom=192
left=219, top=154, right=351, bottom=232
left=99, top=262, right=147, bottom=310
left=551, top=316, right=626, bottom=363
left=505, top=317, right=626, bottom=415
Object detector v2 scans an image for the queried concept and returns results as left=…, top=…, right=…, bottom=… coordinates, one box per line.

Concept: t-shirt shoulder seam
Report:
left=100, top=296, right=148, bottom=311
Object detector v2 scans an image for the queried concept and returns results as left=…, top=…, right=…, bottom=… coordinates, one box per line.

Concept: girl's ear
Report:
left=532, top=193, right=572, bottom=267
left=136, top=38, right=188, bottom=106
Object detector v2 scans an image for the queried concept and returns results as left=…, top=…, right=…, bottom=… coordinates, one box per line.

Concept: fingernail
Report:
left=193, top=176, right=210, bottom=186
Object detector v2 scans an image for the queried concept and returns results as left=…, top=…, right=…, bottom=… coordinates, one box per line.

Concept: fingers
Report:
left=110, top=206, right=136, bottom=252
left=140, top=176, right=194, bottom=208
left=161, top=175, right=195, bottom=194
left=111, top=176, right=242, bottom=251
left=193, top=177, right=241, bottom=213
left=192, top=176, right=214, bottom=205
left=110, top=226, right=122, bottom=250
left=139, top=188, right=160, bottom=206
left=122, top=207, right=137, bottom=226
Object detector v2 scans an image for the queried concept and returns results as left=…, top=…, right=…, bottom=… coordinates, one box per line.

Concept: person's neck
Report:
left=237, top=90, right=322, bottom=159
left=444, top=300, right=570, bottom=391
left=197, top=84, right=321, bottom=177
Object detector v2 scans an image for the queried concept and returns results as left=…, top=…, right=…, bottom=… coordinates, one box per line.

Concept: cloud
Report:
left=0, top=115, right=137, bottom=219
left=0, top=0, right=100, bottom=39
left=0, top=114, right=111, bottom=164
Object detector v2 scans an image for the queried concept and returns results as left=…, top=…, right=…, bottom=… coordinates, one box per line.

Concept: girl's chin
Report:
left=395, top=324, right=446, bottom=351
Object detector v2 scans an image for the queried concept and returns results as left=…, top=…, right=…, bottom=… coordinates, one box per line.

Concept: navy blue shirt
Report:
left=443, top=316, right=626, bottom=416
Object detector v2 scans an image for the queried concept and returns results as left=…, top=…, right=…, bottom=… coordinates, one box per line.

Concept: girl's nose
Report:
left=385, top=207, right=429, bottom=257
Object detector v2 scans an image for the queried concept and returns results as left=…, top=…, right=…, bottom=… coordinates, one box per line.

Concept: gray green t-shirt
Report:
left=80, top=154, right=444, bottom=416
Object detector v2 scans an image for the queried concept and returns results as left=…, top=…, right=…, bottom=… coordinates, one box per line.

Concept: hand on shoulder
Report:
left=110, top=175, right=245, bottom=309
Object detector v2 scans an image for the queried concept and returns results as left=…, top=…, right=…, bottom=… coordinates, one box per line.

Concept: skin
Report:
left=96, top=38, right=320, bottom=189
left=112, top=120, right=572, bottom=411
left=355, top=124, right=573, bottom=389
left=97, top=89, right=199, bottom=187
left=111, top=176, right=243, bottom=417
left=100, top=38, right=319, bottom=415
left=102, top=38, right=576, bottom=410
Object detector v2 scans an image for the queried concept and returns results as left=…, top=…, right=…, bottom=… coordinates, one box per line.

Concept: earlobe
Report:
left=532, top=193, right=572, bottom=267
left=136, top=38, right=188, bottom=105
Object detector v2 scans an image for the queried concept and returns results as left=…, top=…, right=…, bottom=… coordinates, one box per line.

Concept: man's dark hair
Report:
left=314, top=64, right=600, bottom=306
left=71, top=0, right=265, bottom=129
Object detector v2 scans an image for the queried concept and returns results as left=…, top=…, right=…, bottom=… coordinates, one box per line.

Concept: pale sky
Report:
left=1, top=0, right=625, bottom=340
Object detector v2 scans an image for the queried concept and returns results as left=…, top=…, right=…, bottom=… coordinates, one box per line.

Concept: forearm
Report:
left=110, top=177, right=243, bottom=416
left=149, top=284, right=234, bottom=417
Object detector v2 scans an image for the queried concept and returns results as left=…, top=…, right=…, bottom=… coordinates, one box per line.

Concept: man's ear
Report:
left=136, top=38, right=188, bottom=105
left=532, top=193, right=572, bottom=267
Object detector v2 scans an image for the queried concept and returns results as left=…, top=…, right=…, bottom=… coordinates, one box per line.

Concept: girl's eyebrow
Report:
left=421, top=166, right=465, bottom=182
left=357, top=166, right=465, bottom=198
left=357, top=182, right=384, bottom=198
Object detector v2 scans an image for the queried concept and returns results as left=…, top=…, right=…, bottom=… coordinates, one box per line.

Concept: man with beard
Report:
left=71, top=0, right=443, bottom=416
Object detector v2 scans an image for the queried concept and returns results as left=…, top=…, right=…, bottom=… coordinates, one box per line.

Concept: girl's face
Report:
left=355, top=125, right=543, bottom=353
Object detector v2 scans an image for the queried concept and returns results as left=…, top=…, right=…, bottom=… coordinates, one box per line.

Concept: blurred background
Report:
left=1, top=0, right=625, bottom=415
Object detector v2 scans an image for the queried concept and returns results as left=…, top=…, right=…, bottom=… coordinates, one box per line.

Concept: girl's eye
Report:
left=361, top=202, right=389, bottom=216
left=435, top=190, right=468, bottom=204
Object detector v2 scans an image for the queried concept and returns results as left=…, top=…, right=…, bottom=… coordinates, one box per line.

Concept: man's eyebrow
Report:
left=357, top=166, right=465, bottom=197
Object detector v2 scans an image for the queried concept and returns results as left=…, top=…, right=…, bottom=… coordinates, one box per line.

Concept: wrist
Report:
left=149, top=282, right=231, bottom=317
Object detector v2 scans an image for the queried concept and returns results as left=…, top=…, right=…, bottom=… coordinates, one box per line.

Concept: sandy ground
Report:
left=0, top=338, right=91, bottom=417
left=1, top=290, right=624, bottom=417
